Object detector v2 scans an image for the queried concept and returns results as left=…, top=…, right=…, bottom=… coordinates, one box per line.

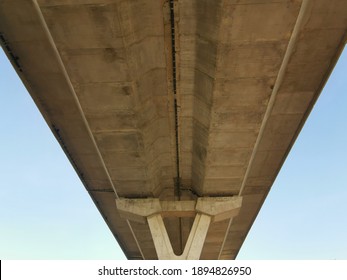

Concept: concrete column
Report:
left=147, top=214, right=176, bottom=259
left=183, top=213, right=211, bottom=260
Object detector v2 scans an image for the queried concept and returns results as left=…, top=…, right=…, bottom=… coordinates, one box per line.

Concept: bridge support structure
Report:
left=116, top=196, right=242, bottom=259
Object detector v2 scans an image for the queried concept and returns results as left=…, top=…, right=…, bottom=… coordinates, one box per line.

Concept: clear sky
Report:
left=0, top=46, right=346, bottom=260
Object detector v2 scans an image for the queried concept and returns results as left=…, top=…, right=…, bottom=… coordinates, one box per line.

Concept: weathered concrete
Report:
left=1, top=0, right=346, bottom=259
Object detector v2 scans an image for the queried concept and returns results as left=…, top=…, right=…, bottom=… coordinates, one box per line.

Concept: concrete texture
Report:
left=1, top=0, right=346, bottom=259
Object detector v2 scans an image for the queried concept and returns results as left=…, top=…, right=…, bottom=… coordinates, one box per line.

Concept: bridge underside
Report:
left=1, top=0, right=346, bottom=259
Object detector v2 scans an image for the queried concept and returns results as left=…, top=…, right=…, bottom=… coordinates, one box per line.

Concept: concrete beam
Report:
left=196, top=196, right=243, bottom=223
left=116, top=198, right=162, bottom=224
left=116, top=198, right=197, bottom=222
left=116, top=196, right=242, bottom=223
left=116, top=196, right=242, bottom=222
left=160, top=200, right=196, bottom=218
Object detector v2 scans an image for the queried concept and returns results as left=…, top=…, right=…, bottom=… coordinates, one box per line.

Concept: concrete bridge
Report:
left=1, top=0, right=346, bottom=259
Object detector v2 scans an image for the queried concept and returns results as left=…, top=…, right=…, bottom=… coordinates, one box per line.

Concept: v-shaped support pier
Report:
left=116, top=197, right=242, bottom=260
left=147, top=212, right=211, bottom=259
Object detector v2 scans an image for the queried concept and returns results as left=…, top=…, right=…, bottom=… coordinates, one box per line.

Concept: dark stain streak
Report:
left=52, top=124, right=86, bottom=184
left=88, top=189, right=114, bottom=193
left=122, top=86, right=131, bottom=96
left=103, top=47, right=119, bottom=62
left=0, top=32, right=23, bottom=72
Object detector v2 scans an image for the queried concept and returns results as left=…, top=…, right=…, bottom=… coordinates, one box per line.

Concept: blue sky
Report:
left=0, top=46, right=346, bottom=260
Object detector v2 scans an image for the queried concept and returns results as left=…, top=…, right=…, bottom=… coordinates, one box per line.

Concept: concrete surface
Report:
left=0, top=0, right=346, bottom=259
